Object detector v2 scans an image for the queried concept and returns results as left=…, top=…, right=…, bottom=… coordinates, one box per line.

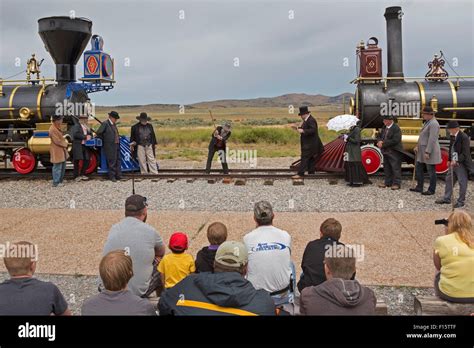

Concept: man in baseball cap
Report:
left=158, top=241, right=275, bottom=316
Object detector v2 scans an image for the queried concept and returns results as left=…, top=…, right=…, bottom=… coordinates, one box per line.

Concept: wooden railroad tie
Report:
left=234, top=178, right=246, bottom=186
left=186, top=178, right=196, bottom=183
left=292, top=178, right=304, bottom=186
left=166, top=178, right=176, bottom=183
left=222, top=177, right=233, bottom=184
left=263, top=179, right=274, bottom=186
left=207, top=178, right=217, bottom=184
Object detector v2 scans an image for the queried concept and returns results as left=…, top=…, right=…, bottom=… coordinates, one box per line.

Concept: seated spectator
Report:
left=243, top=201, right=293, bottom=306
left=158, top=241, right=275, bottom=316
left=82, top=250, right=156, bottom=315
left=433, top=210, right=474, bottom=303
left=0, top=241, right=71, bottom=316
left=298, top=218, right=350, bottom=292
left=158, top=232, right=195, bottom=289
left=103, top=194, right=165, bottom=297
left=195, top=222, right=228, bottom=273
left=300, top=245, right=376, bottom=315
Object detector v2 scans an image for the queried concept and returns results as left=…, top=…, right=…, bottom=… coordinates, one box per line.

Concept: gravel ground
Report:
left=0, top=272, right=435, bottom=315
left=0, top=176, right=471, bottom=212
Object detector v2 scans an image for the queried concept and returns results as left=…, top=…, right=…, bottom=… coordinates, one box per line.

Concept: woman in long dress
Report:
left=344, top=122, right=371, bottom=186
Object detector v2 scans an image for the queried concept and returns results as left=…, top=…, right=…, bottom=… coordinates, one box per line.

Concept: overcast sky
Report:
left=1, top=0, right=473, bottom=105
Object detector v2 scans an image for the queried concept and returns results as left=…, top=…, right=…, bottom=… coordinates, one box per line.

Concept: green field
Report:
left=93, top=105, right=347, bottom=160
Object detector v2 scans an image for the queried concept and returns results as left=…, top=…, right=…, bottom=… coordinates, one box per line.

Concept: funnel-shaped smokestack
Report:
left=38, top=16, right=92, bottom=84
left=384, top=6, right=404, bottom=80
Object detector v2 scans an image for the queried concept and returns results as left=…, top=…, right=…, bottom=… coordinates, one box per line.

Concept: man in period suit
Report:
left=292, top=106, right=323, bottom=179
left=130, top=112, right=158, bottom=174
left=410, top=107, right=441, bottom=195
left=71, top=115, right=93, bottom=181
left=376, top=115, right=403, bottom=190
left=205, top=122, right=232, bottom=174
left=96, top=111, right=122, bottom=182
left=436, top=121, right=472, bottom=208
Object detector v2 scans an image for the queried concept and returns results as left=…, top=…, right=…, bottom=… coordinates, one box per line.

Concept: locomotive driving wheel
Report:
left=12, top=148, right=37, bottom=174
left=361, top=145, right=382, bottom=175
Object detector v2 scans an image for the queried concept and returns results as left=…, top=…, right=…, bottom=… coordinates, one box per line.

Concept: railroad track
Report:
left=0, top=167, right=419, bottom=181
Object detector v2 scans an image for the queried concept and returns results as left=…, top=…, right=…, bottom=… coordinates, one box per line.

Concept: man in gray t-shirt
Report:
left=102, top=195, right=165, bottom=297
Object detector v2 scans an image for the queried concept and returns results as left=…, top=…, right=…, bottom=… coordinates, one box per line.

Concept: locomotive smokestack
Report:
left=38, top=16, right=92, bottom=84
left=384, top=6, right=404, bottom=80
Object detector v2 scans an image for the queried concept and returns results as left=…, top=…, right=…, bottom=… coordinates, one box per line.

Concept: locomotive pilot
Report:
left=205, top=122, right=232, bottom=174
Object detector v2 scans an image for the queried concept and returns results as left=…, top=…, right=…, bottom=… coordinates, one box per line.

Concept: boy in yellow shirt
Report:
left=158, top=232, right=195, bottom=289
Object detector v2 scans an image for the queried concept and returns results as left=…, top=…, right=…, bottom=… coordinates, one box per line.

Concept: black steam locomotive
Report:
left=351, top=6, right=474, bottom=174
left=0, top=16, right=115, bottom=174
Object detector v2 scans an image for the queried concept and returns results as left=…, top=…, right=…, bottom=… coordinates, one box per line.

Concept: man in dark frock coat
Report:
left=96, top=111, right=122, bottom=182
left=293, top=106, right=323, bottom=178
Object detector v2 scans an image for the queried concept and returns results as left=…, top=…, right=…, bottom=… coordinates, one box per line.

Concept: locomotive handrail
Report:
left=0, top=78, right=55, bottom=84
left=350, top=76, right=474, bottom=83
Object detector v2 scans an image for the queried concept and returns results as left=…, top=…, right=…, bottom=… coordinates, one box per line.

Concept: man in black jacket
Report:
left=436, top=121, right=472, bottom=208
left=376, top=115, right=403, bottom=190
left=130, top=112, right=158, bottom=174
left=205, top=122, right=232, bottom=174
left=71, top=115, right=93, bottom=181
left=96, top=111, right=122, bottom=182
left=297, top=218, right=348, bottom=292
left=158, top=241, right=275, bottom=316
left=293, top=106, right=323, bottom=179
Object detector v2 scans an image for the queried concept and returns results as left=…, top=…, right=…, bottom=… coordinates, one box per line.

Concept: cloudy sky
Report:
left=1, top=0, right=473, bottom=105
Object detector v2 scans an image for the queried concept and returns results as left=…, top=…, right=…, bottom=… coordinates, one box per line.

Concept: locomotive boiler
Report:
left=0, top=16, right=115, bottom=174
left=350, top=6, right=474, bottom=174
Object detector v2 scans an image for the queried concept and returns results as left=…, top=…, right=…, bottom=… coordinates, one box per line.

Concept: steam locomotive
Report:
left=350, top=6, right=474, bottom=174
left=0, top=16, right=135, bottom=174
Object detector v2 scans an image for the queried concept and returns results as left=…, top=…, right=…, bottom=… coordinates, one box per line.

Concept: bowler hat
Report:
left=298, top=106, right=310, bottom=116
left=108, top=111, right=120, bottom=119
left=382, top=114, right=394, bottom=120
left=446, top=120, right=460, bottom=129
left=136, top=112, right=151, bottom=121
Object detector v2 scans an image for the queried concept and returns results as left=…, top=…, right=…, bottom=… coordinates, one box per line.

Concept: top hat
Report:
left=298, top=106, right=310, bottom=116
left=136, top=112, right=151, bottom=121
left=108, top=111, right=120, bottom=119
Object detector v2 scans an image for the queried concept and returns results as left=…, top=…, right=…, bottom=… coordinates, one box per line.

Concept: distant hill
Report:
left=98, top=93, right=353, bottom=109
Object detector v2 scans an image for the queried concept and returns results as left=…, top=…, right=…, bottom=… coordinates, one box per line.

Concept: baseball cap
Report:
left=125, top=195, right=148, bottom=212
left=169, top=232, right=188, bottom=251
left=254, top=200, right=273, bottom=224
left=215, top=241, right=248, bottom=268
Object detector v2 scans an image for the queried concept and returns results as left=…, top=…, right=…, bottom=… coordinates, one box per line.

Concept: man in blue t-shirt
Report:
left=0, top=241, right=71, bottom=316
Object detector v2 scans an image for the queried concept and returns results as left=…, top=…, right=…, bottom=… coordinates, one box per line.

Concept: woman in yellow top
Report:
left=433, top=210, right=474, bottom=303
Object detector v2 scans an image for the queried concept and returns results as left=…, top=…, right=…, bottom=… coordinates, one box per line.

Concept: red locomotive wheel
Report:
left=435, top=148, right=449, bottom=174
left=78, top=150, right=98, bottom=175
left=12, top=148, right=37, bottom=174
left=361, top=145, right=382, bottom=175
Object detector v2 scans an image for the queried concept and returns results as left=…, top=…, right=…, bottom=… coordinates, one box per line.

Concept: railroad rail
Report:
left=0, top=167, right=420, bottom=181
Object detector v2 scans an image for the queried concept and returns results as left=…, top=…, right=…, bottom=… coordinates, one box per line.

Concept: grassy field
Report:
left=94, top=105, right=348, bottom=160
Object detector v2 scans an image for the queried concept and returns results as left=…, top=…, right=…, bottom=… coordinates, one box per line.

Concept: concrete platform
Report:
left=0, top=208, right=450, bottom=287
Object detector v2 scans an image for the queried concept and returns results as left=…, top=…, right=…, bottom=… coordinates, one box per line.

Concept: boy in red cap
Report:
left=157, top=232, right=195, bottom=289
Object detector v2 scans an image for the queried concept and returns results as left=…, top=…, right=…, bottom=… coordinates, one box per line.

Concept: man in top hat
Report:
left=435, top=121, right=472, bottom=208
left=130, top=112, right=158, bottom=174
left=292, top=106, right=323, bottom=179
left=205, top=121, right=232, bottom=174
left=376, top=115, right=403, bottom=190
left=96, top=111, right=122, bottom=182
left=72, top=114, right=93, bottom=181
left=410, top=106, right=441, bottom=195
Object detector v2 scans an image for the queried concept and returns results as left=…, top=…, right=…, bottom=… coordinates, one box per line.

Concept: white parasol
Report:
left=326, top=114, right=359, bottom=132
